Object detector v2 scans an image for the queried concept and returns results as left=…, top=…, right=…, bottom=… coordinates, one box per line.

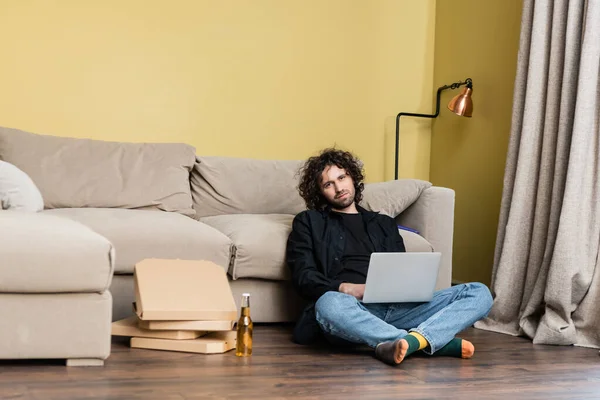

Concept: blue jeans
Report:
left=314, top=283, right=493, bottom=354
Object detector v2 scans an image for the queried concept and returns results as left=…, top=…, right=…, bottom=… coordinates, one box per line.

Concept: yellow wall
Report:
left=0, top=0, right=526, bottom=283
left=0, top=0, right=435, bottom=182
left=431, top=0, right=523, bottom=284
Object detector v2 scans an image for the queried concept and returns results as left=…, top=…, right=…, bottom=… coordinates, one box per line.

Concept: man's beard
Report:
left=328, top=191, right=355, bottom=210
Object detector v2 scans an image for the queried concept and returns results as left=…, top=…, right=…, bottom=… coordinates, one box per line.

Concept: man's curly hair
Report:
left=297, top=148, right=365, bottom=210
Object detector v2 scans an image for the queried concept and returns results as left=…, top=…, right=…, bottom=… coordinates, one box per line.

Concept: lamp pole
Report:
left=394, top=78, right=472, bottom=180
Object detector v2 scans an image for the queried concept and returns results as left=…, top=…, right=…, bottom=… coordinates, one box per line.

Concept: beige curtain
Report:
left=474, top=0, right=600, bottom=348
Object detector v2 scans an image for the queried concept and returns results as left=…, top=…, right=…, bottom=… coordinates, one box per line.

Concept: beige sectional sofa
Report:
left=0, top=126, right=455, bottom=363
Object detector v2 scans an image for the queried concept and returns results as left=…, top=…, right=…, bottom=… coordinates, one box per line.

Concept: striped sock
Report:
left=404, top=332, right=428, bottom=356
left=374, top=332, right=429, bottom=366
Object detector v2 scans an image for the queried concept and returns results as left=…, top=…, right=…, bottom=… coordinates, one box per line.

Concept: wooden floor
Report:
left=1, top=325, right=599, bottom=400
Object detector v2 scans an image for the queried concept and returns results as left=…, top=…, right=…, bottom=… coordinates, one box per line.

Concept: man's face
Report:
left=320, top=165, right=355, bottom=210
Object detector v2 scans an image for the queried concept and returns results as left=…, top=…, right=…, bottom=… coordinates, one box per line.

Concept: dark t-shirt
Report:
left=334, top=213, right=374, bottom=284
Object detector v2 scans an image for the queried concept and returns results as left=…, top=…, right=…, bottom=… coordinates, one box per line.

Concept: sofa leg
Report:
left=66, top=358, right=104, bottom=367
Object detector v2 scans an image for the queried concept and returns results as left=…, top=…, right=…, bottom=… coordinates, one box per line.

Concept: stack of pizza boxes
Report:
left=111, top=259, right=238, bottom=354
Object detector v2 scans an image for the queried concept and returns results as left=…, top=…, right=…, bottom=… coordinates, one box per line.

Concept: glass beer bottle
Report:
left=235, top=293, right=253, bottom=357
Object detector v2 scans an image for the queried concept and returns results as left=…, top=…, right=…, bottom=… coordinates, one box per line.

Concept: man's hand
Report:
left=338, top=283, right=365, bottom=300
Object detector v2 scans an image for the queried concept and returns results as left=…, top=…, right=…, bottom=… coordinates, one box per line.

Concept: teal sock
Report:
left=432, top=338, right=474, bottom=358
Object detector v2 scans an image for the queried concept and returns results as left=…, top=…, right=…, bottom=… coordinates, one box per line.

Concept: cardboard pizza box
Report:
left=133, top=259, right=238, bottom=321
left=112, top=316, right=206, bottom=340
left=137, top=318, right=234, bottom=332
left=130, top=330, right=237, bottom=354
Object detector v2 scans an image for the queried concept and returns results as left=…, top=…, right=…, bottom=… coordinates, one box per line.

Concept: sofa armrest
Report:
left=395, top=186, right=455, bottom=290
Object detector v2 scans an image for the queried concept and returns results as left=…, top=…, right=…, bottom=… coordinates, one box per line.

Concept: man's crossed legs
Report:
left=315, top=282, right=493, bottom=365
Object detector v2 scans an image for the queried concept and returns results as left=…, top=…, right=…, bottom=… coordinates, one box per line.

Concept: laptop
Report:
left=361, top=252, right=441, bottom=303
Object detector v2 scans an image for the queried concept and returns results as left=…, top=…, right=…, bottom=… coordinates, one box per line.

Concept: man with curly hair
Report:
left=286, top=148, right=493, bottom=366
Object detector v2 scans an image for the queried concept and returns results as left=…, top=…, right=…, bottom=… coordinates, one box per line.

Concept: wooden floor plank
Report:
left=0, top=325, right=598, bottom=399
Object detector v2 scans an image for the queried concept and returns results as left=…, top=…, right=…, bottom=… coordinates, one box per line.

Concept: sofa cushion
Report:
left=360, top=179, right=432, bottom=217
left=200, top=214, right=434, bottom=282
left=191, top=156, right=306, bottom=218
left=200, top=214, right=294, bottom=281
left=0, top=211, right=114, bottom=293
left=200, top=214, right=433, bottom=280
left=400, top=230, right=434, bottom=252
left=43, top=208, right=233, bottom=274
left=0, top=160, right=44, bottom=212
left=0, top=126, right=197, bottom=216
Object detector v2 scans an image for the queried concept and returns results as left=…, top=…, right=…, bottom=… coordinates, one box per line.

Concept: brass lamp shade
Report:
left=448, top=86, right=473, bottom=117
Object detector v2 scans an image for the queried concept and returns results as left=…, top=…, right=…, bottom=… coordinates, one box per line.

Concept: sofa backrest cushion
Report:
left=191, top=156, right=432, bottom=218
left=0, top=126, right=197, bottom=216
left=191, top=156, right=306, bottom=217
left=360, top=179, right=432, bottom=217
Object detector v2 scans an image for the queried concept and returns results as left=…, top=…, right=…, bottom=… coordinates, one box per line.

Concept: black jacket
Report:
left=286, top=205, right=406, bottom=344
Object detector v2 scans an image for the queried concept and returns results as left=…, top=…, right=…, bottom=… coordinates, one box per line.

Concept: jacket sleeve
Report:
left=387, top=216, right=406, bottom=252
left=286, top=213, right=343, bottom=302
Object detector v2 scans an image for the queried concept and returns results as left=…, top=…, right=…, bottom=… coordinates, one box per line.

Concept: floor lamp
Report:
left=394, top=78, right=474, bottom=180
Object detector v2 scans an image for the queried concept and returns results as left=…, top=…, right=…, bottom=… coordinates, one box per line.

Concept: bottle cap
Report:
left=243, top=293, right=250, bottom=297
